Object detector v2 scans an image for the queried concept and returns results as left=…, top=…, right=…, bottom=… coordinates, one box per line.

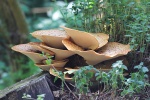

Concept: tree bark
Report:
left=0, top=72, right=55, bottom=100
left=0, top=0, right=29, bottom=44
left=0, top=0, right=29, bottom=72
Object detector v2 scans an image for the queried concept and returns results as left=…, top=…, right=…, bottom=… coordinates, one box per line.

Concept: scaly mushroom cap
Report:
left=63, top=41, right=131, bottom=65
left=35, top=59, right=69, bottom=71
left=31, top=29, right=68, bottom=49
left=29, top=42, right=55, bottom=56
left=11, top=44, right=48, bottom=63
left=97, top=42, right=130, bottom=56
left=40, top=43, right=75, bottom=60
left=93, top=33, right=109, bottom=49
left=62, top=26, right=109, bottom=50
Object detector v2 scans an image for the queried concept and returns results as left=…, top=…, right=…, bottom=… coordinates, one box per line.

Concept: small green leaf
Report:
left=122, top=65, right=128, bottom=70
left=95, top=72, right=100, bottom=77
left=140, top=47, right=145, bottom=53
left=126, top=78, right=132, bottom=84
left=86, top=72, right=93, bottom=78
left=137, top=81, right=144, bottom=85
left=125, top=35, right=132, bottom=37
left=37, top=94, right=45, bottom=100
left=140, top=62, right=144, bottom=66
left=142, top=67, right=149, bottom=73
left=54, top=77, right=58, bottom=83
left=96, top=75, right=101, bottom=80
left=46, top=59, right=52, bottom=65
left=134, top=65, right=141, bottom=69
left=64, top=70, right=76, bottom=74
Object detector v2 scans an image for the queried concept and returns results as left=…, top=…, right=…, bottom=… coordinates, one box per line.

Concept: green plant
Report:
left=52, top=68, right=65, bottom=91
left=42, top=53, right=67, bottom=93
left=22, top=93, right=45, bottom=100
left=0, top=60, right=40, bottom=90
left=40, top=52, right=54, bottom=65
left=72, top=65, right=96, bottom=93
left=95, top=60, right=149, bottom=97
left=95, top=60, right=128, bottom=96
left=0, top=61, right=14, bottom=89
left=53, top=60, right=149, bottom=99
left=121, top=62, right=149, bottom=96
left=61, top=0, right=150, bottom=63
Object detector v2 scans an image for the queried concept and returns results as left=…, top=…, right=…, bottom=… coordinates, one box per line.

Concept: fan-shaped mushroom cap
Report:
left=61, top=26, right=109, bottom=50
left=63, top=42, right=131, bottom=65
left=93, top=33, right=109, bottom=49
left=40, top=43, right=75, bottom=60
left=97, top=42, right=130, bottom=56
left=31, top=29, right=68, bottom=49
left=35, top=59, right=69, bottom=71
left=29, top=42, right=55, bottom=55
left=11, top=44, right=48, bottom=63
left=62, top=39, right=84, bottom=51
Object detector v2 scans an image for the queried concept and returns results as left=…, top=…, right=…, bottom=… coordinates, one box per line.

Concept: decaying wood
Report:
left=0, top=72, right=55, bottom=100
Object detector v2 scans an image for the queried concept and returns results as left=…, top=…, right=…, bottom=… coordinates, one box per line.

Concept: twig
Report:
left=51, top=65, right=78, bottom=99
left=63, top=81, right=78, bottom=99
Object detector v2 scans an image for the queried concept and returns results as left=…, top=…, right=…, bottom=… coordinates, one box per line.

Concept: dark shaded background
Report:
left=0, top=0, right=73, bottom=89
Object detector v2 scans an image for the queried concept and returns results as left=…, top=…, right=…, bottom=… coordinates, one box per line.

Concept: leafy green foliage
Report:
left=51, top=68, right=65, bottom=91
left=73, top=65, right=97, bottom=93
left=42, top=53, right=66, bottom=91
left=20, top=0, right=66, bottom=33
left=0, top=60, right=41, bottom=90
left=61, top=0, right=150, bottom=62
left=94, top=60, right=149, bottom=96
left=54, top=60, right=149, bottom=97
left=121, top=62, right=149, bottom=96
left=0, top=61, right=14, bottom=89
left=22, top=93, right=45, bottom=100
left=40, top=52, right=54, bottom=65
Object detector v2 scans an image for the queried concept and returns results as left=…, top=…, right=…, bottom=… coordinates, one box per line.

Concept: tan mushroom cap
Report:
left=35, top=59, right=69, bottom=71
left=93, top=33, right=109, bottom=49
left=65, top=66, right=111, bottom=73
left=11, top=44, right=48, bottom=63
left=42, top=59, right=68, bottom=65
left=64, top=42, right=131, bottom=65
left=97, top=42, right=131, bottom=56
left=31, top=29, right=68, bottom=49
left=29, top=42, right=55, bottom=56
left=40, top=43, right=75, bottom=60
left=62, top=39, right=84, bottom=51
left=61, top=26, right=109, bottom=50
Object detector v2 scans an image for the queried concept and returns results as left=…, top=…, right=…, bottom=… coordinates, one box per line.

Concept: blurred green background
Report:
left=0, top=0, right=72, bottom=90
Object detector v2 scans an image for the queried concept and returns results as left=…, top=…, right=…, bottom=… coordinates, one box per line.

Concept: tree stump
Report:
left=0, top=72, right=56, bottom=100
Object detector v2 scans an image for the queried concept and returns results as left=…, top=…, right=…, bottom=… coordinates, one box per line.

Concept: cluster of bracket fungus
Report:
left=12, top=27, right=131, bottom=82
